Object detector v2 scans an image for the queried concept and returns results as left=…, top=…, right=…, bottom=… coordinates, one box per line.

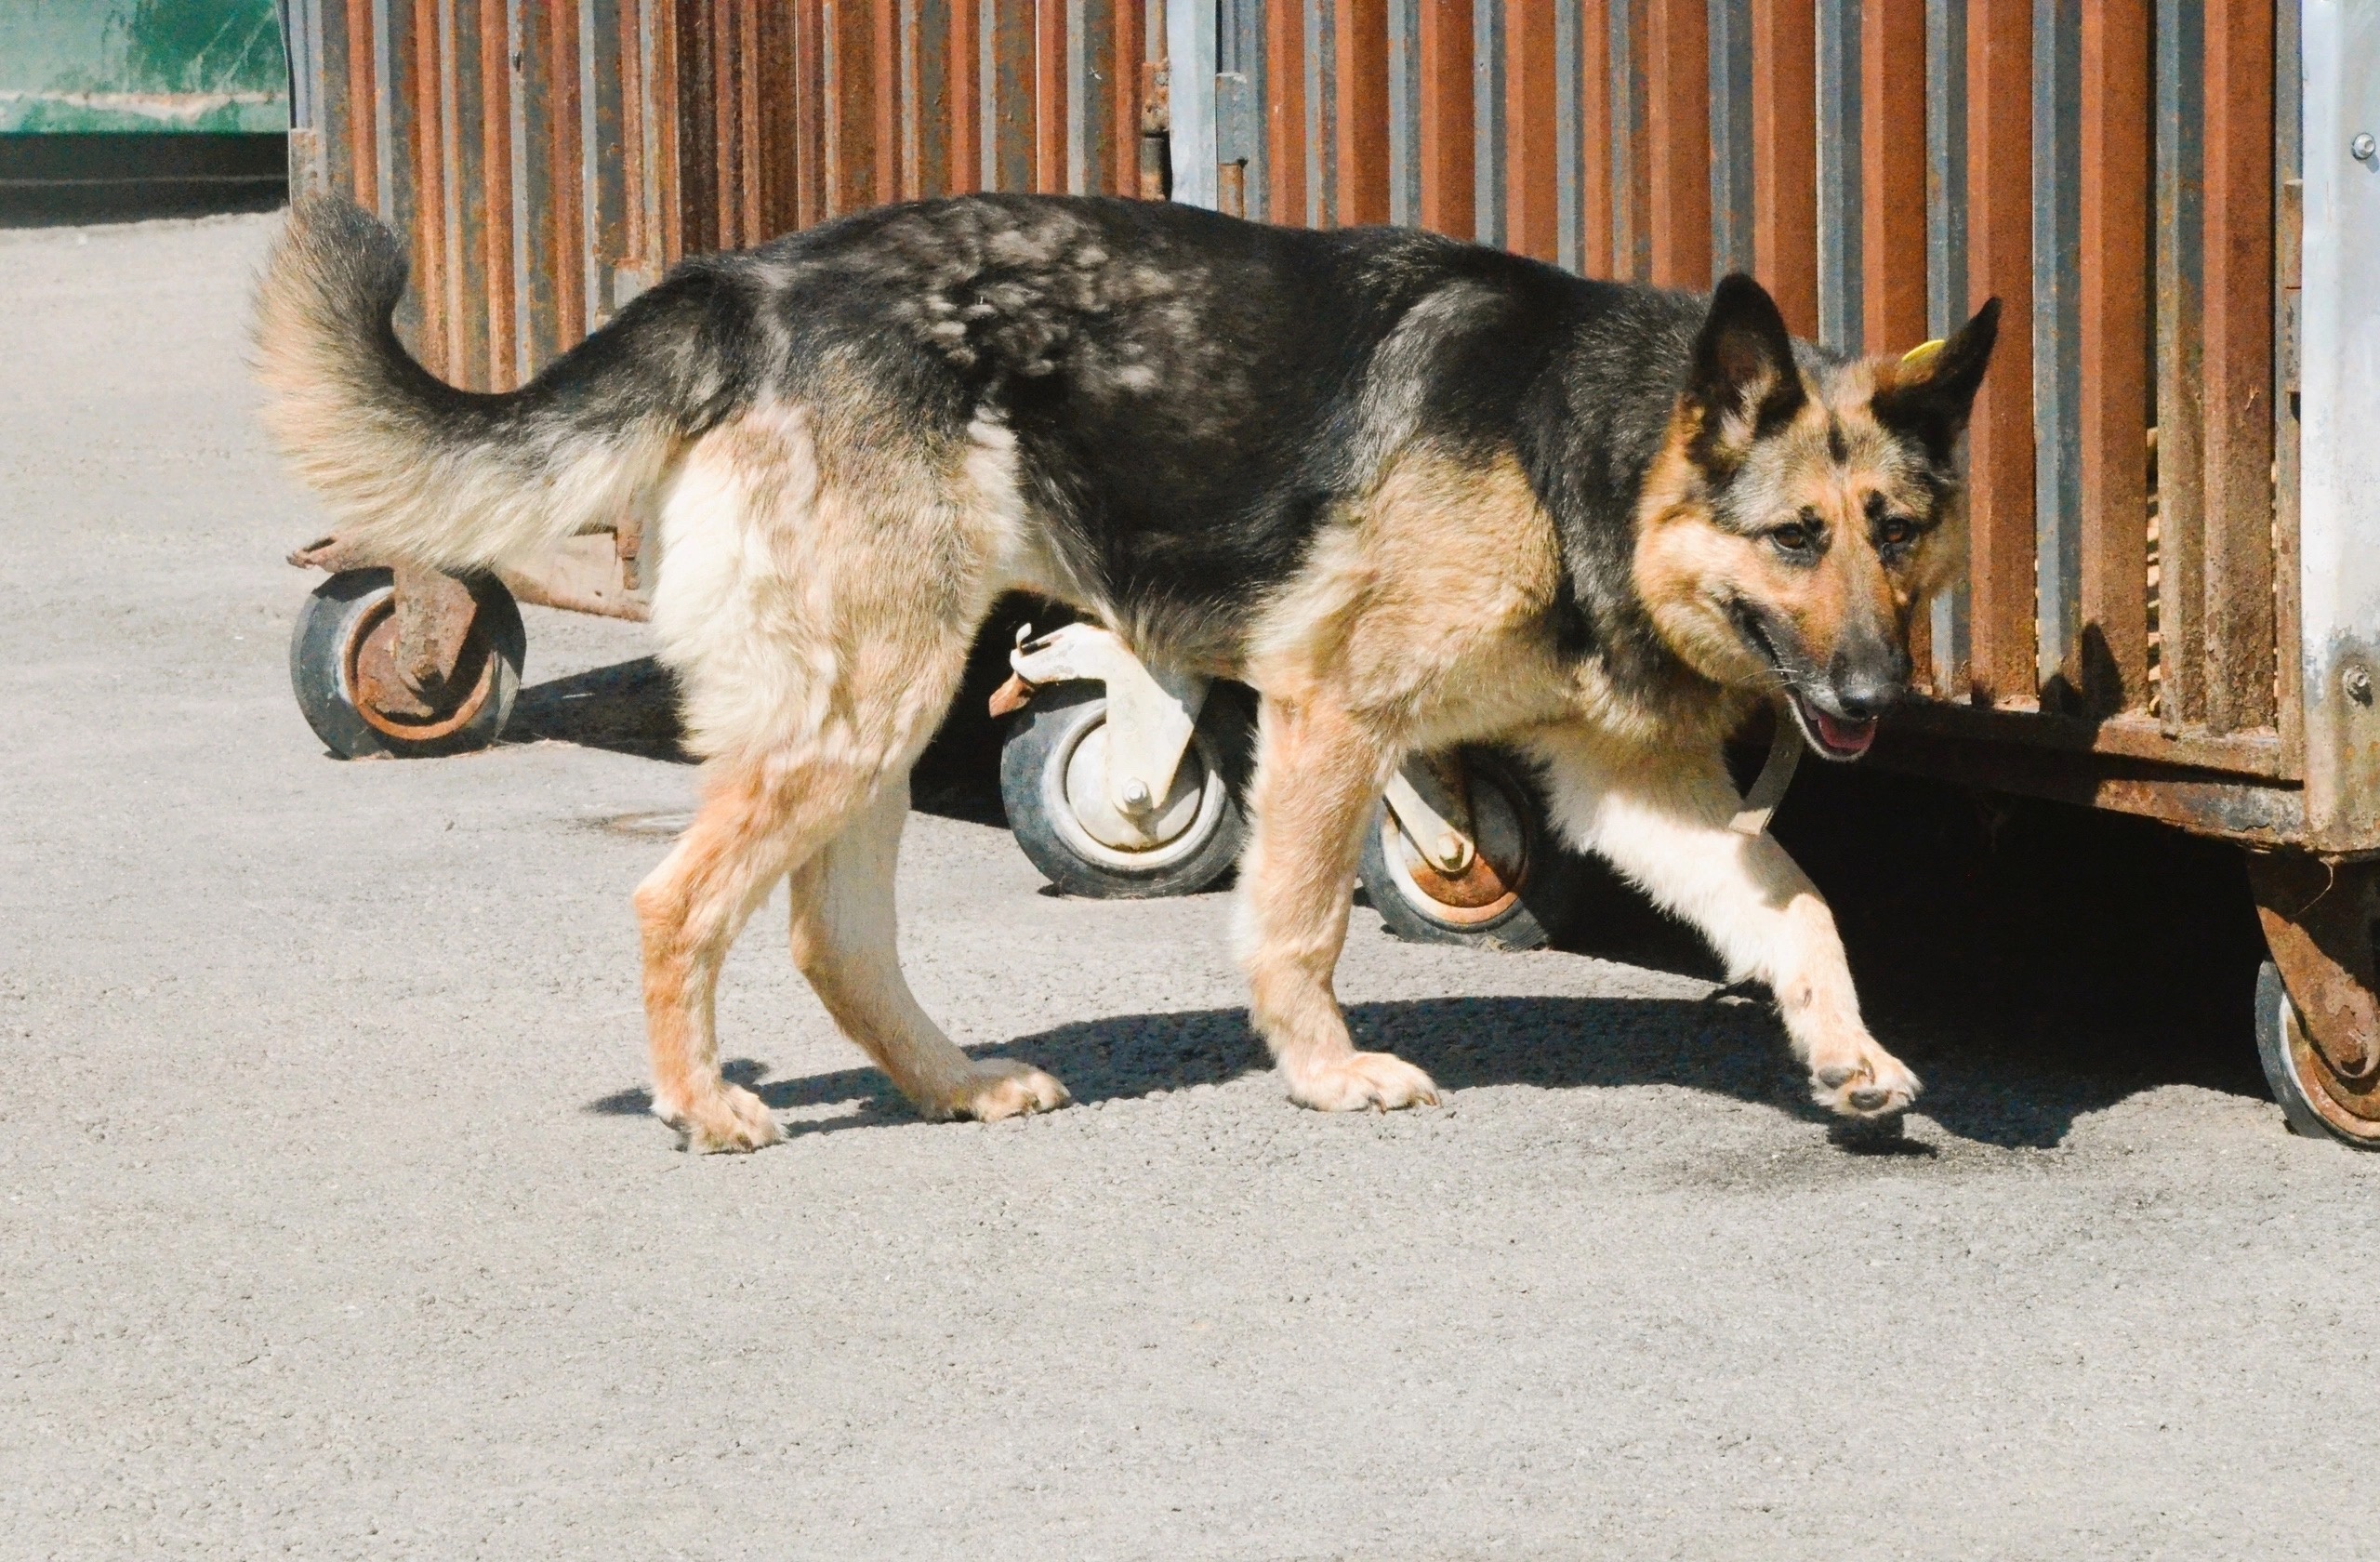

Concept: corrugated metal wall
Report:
left=283, top=0, right=2298, bottom=782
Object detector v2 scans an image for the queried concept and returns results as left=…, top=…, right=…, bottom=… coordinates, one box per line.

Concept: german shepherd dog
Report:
left=257, top=192, right=1996, bottom=1151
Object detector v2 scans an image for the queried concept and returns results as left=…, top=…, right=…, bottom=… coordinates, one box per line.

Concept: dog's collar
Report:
left=1728, top=699, right=1804, bottom=837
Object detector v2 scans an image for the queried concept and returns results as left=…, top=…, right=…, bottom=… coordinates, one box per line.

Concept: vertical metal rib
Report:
left=1387, top=0, right=1421, bottom=224
left=1473, top=0, right=1505, bottom=245
left=508, top=0, right=534, bottom=384
left=2153, top=0, right=2204, bottom=726
left=1609, top=0, right=1646, bottom=278
left=1554, top=0, right=1580, bottom=269
left=978, top=0, right=996, bottom=188
left=1926, top=0, right=1969, bottom=329
left=1217, top=0, right=1265, bottom=213
left=1708, top=0, right=1755, bottom=275
left=1306, top=0, right=1335, bottom=223
left=575, top=0, right=597, bottom=331
left=435, top=0, right=463, bottom=378
left=1242, top=0, right=1267, bottom=217
left=2031, top=0, right=2082, bottom=695
left=1926, top=0, right=1970, bottom=688
left=1167, top=0, right=1214, bottom=205
left=371, top=0, right=395, bottom=216
left=1816, top=0, right=1861, bottom=349
left=1066, top=0, right=1091, bottom=192
left=284, top=0, right=322, bottom=130
left=2269, top=0, right=2301, bottom=757
left=2197, top=0, right=2277, bottom=734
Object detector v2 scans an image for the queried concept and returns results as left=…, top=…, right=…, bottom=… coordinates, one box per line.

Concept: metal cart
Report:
left=274, top=0, right=2380, bottom=1144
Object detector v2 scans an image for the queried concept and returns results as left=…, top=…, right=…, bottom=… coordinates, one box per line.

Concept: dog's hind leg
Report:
left=787, top=776, right=1070, bottom=1120
left=1526, top=725, right=1920, bottom=1120
left=633, top=399, right=1064, bottom=1148
left=634, top=755, right=879, bottom=1151
left=1236, top=695, right=1440, bottom=1111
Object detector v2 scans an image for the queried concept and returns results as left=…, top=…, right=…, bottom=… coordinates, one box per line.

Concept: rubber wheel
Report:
left=1358, top=747, right=1583, bottom=952
left=289, top=568, right=526, bottom=759
left=1001, top=682, right=1250, bottom=898
left=2254, top=961, right=2380, bottom=1148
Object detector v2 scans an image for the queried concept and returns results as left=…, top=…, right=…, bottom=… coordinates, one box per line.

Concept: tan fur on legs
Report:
left=1235, top=697, right=1438, bottom=1111
left=788, top=778, right=1069, bottom=1120
left=1524, top=725, right=1919, bottom=1119
left=634, top=759, right=880, bottom=1151
left=633, top=401, right=1060, bottom=1148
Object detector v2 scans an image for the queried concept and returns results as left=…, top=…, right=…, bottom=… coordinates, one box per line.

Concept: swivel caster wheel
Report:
left=2249, top=854, right=2380, bottom=1148
left=999, top=682, right=1252, bottom=898
left=1357, top=747, right=1584, bottom=951
left=2254, top=964, right=2380, bottom=1147
left=289, top=567, right=525, bottom=759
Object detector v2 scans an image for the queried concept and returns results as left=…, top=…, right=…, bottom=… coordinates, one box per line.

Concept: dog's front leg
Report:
left=1237, top=696, right=1439, bottom=1111
left=1526, top=727, right=1919, bottom=1119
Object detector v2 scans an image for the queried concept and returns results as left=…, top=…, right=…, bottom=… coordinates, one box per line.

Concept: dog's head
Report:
left=1633, top=274, right=1998, bottom=759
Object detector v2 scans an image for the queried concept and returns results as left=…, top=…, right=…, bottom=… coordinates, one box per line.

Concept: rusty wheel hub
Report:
left=2251, top=854, right=2380, bottom=1142
left=343, top=578, right=501, bottom=745
left=1389, top=761, right=1533, bottom=927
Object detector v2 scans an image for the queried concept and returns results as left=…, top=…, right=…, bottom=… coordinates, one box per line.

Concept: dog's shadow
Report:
left=549, top=644, right=2277, bottom=1155
left=585, top=989, right=2204, bottom=1152
left=508, top=656, right=690, bottom=762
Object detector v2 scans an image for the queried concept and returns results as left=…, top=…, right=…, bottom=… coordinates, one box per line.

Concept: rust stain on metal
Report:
left=2075, top=0, right=2152, bottom=717
left=287, top=533, right=376, bottom=572
left=290, top=2, right=2308, bottom=852
left=2248, top=854, right=2380, bottom=1135
left=1964, top=0, right=2038, bottom=707
left=2200, top=0, right=2278, bottom=735
left=1503, top=0, right=1559, bottom=262
left=1749, top=0, right=1818, bottom=337
left=1874, top=725, right=2307, bottom=844
left=1330, top=0, right=1389, bottom=225
left=986, top=672, right=1038, bottom=719
left=1415, top=0, right=1474, bottom=240
left=1860, top=0, right=1926, bottom=353
left=1645, top=0, right=1712, bottom=288
left=1137, top=57, right=1170, bottom=200
left=387, top=565, right=482, bottom=699
left=344, top=574, right=501, bottom=742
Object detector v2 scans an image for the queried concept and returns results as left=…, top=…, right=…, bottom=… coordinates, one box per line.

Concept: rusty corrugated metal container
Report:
left=277, top=2, right=2380, bottom=1141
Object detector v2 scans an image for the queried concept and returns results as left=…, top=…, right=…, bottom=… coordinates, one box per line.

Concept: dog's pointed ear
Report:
left=1871, top=298, right=2000, bottom=460
left=1686, top=273, right=1805, bottom=468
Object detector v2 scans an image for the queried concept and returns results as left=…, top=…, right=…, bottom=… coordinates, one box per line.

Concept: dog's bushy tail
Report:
left=254, top=196, right=746, bottom=572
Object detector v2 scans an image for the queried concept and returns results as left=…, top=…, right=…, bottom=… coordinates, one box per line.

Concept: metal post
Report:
left=1168, top=0, right=1216, bottom=205
left=2293, top=0, right=2380, bottom=851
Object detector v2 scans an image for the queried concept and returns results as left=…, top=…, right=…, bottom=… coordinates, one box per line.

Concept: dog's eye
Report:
left=1879, top=516, right=1916, bottom=548
left=1767, top=520, right=1820, bottom=558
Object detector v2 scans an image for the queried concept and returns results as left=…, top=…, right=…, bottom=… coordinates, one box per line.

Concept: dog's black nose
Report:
left=1829, top=679, right=1898, bottom=721
left=1827, top=642, right=1910, bottom=721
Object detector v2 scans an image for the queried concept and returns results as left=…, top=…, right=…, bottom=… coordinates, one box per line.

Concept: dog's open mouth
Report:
left=1785, top=691, right=1878, bottom=760
left=1731, top=604, right=1883, bottom=761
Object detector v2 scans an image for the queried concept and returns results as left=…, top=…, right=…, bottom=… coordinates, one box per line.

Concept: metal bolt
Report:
left=2354, top=132, right=2378, bottom=163
left=2346, top=667, right=2374, bottom=707
left=1120, top=777, right=1152, bottom=809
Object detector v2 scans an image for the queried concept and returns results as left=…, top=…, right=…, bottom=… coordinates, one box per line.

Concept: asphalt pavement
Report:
left=4, top=213, right=2375, bottom=1561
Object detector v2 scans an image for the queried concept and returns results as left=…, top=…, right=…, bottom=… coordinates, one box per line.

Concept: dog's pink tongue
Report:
left=1814, top=709, right=1878, bottom=756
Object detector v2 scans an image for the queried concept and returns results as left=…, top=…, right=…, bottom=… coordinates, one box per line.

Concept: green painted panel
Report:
left=0, top=0, right=288, bottom=133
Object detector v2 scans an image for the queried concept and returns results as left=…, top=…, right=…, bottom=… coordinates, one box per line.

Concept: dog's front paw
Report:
left=932, top=1059, right=1072, bottom=1122
left=1286, top=1051, right=1440, bottom=1112
left=657, top=1081, right=786, bottom=1153
left=1809, top=1040, right=1921, bottom=1119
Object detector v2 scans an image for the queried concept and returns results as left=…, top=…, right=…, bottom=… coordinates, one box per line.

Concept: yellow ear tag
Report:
left=1899, top=338, right=1946, bottom=372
